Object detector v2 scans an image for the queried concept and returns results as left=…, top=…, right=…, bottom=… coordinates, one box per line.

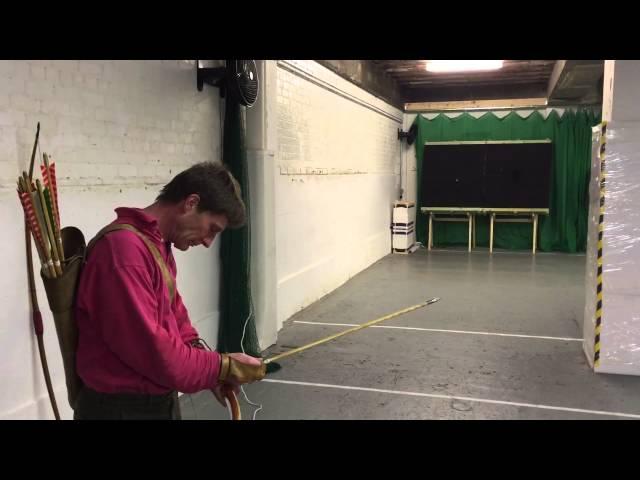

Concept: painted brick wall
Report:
left=275, top=60, right=403, bottom=327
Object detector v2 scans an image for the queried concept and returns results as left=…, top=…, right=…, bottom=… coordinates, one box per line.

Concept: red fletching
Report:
left=49, top=163, right=60, bottom=226
left=41, top=162, right=60, bottom=227
left=18, top=191, right=46, bottom=254
left=40, top=164, right=50, bottom=187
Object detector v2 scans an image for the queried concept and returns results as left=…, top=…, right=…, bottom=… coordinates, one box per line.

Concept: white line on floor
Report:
left=262, top=379, right=640, bottom=419
left=425, top=248, right=585, bottom=257
left=293, top=321, right=583, bottom=342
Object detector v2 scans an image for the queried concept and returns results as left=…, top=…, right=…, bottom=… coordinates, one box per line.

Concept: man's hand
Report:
left=212, top=353, right=265, bottom=407
left=219, top=353, right=266, bottom=384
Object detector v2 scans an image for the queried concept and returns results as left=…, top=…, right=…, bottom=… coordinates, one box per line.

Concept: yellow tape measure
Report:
left=265, top=297, right=440, bottom=364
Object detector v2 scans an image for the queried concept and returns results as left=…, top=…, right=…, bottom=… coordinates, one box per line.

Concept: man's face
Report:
left=173, top=194, right=228, bottom=251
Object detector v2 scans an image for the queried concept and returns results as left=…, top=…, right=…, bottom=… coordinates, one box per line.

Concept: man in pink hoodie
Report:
left=74, top=162, right=264, bottom=420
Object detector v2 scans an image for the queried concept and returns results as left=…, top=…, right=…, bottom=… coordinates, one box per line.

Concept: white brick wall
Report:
left=275, top=60, right=403, bottom=327
left=277, top=61, right=401, bottom=174
left=0, top=60, right=223, bottom=419
left=0, top=60, right=219, bottom=189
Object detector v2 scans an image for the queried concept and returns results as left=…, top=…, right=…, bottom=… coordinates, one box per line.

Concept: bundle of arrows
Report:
left=16, top=153, right=64, bottom=278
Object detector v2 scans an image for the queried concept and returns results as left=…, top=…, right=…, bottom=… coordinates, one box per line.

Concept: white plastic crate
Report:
left=392, top=230, right=415, bottom=250
left=393, top=200, right=416, bottom=225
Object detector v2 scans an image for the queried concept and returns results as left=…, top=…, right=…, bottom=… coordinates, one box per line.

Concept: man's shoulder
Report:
left=89, top=227, right=155, bottom=268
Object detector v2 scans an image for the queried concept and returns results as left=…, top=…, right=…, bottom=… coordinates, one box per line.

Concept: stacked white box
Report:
left=392, top=201, right=416, bottom=252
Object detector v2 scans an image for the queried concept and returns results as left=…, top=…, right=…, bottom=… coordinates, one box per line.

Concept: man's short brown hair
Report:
left=156, top=162, right=246, bottom=228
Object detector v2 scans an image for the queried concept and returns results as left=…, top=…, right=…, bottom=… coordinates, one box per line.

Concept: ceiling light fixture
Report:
left=426, top=60, right=504, bottom=73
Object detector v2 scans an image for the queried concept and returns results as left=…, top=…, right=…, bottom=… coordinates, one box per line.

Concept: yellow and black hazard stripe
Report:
left=594, top=122, right=607, bottom=368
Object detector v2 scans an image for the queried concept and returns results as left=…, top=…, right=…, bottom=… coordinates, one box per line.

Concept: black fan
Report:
left=196, top=60, right=259, bottom=107
left=397, top=123, right=418, bottom=145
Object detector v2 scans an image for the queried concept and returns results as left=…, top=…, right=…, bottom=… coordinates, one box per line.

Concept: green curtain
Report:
left=413, top=110, right=599, bottom=253
left=217, top=99, right=260, bottom=356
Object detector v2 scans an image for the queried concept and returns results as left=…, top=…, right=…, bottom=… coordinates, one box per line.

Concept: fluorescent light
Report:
left=426, top=60, right=504, bottom=73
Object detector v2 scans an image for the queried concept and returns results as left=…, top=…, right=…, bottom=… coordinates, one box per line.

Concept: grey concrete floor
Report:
left=181, top=248, right=640, bottom=420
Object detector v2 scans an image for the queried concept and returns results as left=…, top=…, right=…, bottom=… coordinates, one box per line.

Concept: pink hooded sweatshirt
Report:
left=75, top=207, right=222, bottom=394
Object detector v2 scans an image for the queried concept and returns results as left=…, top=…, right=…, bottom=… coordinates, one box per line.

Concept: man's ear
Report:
left=184, top=194, right=200, bottom=212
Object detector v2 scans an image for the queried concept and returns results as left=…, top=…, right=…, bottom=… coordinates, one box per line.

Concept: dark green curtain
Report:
left=217, top=99, right=260, bottom=356
left=413, top=110, right=599, bottom=253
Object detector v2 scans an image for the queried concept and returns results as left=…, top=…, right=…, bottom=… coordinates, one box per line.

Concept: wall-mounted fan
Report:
left=196, top=59, right=259, bottom=107
left=397, top=124, right=418, bottom=145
